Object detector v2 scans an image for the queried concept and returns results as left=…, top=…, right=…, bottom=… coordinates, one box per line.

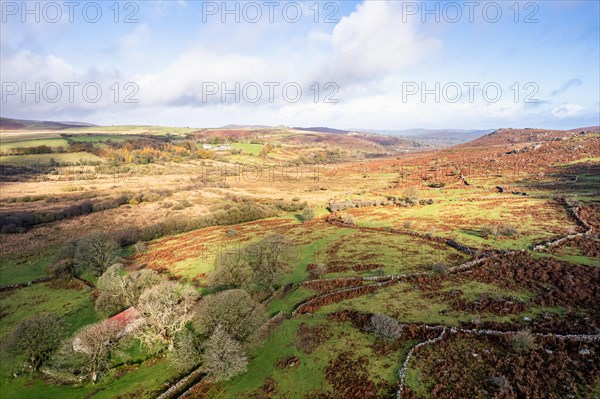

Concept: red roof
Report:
left=108, top=307, right=142, bottom=328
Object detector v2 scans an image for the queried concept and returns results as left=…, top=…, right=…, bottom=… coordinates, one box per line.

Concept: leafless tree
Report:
left=136, top=281, right=199, bottom=351
left=96, top=264, right=161, bottom=313
left=170, top=329, right=202, bottom=372
left=74, top=232, right=120, bottom=276
left=202, top=326, right=248, bottom=382
left=194, top=289, right=266, bottom=342
left=73, top=320, right=122, bottom=383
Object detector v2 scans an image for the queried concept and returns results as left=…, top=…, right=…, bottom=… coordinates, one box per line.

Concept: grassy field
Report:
left=322, top=229, right=469, bottom=277
left=130, top=216, right=353, bottom=286
left=0, top=138, right=69, bottom=151
left=340, top=194, right=577, bottom=251
left=314, top=280, right=558, bottom=326
left=208, top=316, right=412, bottom=398
left=230, top=143, right=264, bottom=156
left=0, top=248, right=56, bottom=286
left=0, top=152, right=102, bottom=166
left=67, top=134, right=142, bottom=143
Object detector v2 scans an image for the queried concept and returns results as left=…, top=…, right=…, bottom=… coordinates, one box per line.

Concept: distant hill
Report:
left=461, top=127, right=588, bottom=147
left=219, top=124, right=274, bottom=129
left=293, top=127, right=350, bottom=135
left=0, top=117, right=96, bottom=131
left=567, top=126, right=600, bottom=132
left=351, top=128, right=494, bottom=143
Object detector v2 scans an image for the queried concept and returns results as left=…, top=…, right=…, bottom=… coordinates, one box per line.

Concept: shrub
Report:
left=308, top=263, right=328, bottom=279
left=340, top=214, right=355, bottom=225
left=113, top=227, right=140, bottom=246
left=510, top=330, right=538, bottom=353
left=369, top=314, right=402, bottom=340
left=496, top=224, right=518, bottom=237
left=431, top=263, right=449, bottom=274
left=47, top=258, right=81, bottom=279
left=402, top=186, right=420, bottom=201
left=301, top=208, right=315, bottom=222
left=134, top=241, right=147, bottom=253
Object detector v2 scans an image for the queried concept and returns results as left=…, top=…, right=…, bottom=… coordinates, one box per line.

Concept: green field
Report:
left=230, top=143, right=264, bottom=156
left=210, top=316, right=411, bottom=398
left=0, top=249, right=55, bottom=286
left=66, top=134, right=142, bottom=143
left=0, top=152, right=102, bottom=166
left=341, top=195, right=577, bottom=250
left=0, top=138, right=69, bottom=152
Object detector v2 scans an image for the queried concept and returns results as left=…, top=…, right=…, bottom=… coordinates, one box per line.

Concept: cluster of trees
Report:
left=296, top=149, right=347, bottom=164
left=328, top=195, right=434, bottom=212
left=102, top=137, right=214, bottom=164
left=209, top=235, right=291, bottom=298
left=2, top=141, right=105, bottom=156
left=7, top=263, right=264, bottom=384
left=3, top=145, right=56, bottom=155
left=9, top=234, right=289, bottom=384
left=48, top=232, right=121, bottom=278
left=0, top=189, right=172, bottom=234
left=136, top=202, right=279, bottom=243
left=0, top=202, right=94, bottom=233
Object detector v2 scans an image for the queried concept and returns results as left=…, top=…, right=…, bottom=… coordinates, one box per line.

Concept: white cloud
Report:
left=325, top=1, right=441, bottom=83
left=552, top=103, right=584, bottom=118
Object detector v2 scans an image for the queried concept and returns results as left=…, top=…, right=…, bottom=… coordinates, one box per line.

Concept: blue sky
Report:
left=1, top=0, right=599, bottom=130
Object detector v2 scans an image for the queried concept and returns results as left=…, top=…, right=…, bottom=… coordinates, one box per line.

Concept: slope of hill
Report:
left=462, top=127, right=593, bottom=147
left=0, top=117, right=96, bottom=131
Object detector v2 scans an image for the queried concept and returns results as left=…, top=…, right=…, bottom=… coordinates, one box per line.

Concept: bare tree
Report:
left=136, top=281, right=198, bottom=351
left=202, top=326, right=248, bottom=382
left=73, top=320, right=122, bottom=383
left=96, top=264, right=161, bottom=314
left=74, top=232, right=120, bottom=276
left=402, top=186, right=420, bottom=201
left=170, top=329, right=202, bottom=372
left=194, top=289, right=266, bottom=342
left=6, top=314, right=66, bottom=372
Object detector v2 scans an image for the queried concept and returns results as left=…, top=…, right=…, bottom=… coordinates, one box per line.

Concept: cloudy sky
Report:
left=1, top=0, right=599, bottom=130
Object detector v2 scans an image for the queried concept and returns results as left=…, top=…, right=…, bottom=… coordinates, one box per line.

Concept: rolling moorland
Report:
left=0, top=118, right=599, bottom=399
